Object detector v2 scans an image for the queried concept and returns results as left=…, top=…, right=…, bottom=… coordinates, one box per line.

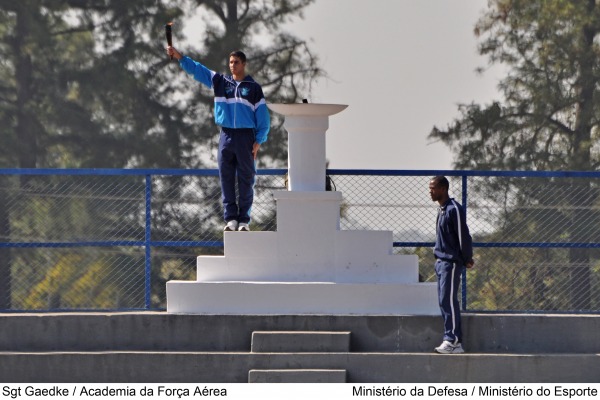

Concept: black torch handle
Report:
left=165, top=23, right=173, bottom=60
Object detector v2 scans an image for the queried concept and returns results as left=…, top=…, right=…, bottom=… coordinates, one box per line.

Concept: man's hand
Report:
left=166, top=46, right=183, bottom=60
left=252, top=142, right=260, bottom=159
left=466, top=260, right=475, bottom=269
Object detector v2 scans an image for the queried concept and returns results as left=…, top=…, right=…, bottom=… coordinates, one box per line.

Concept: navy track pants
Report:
left=217, top=128, right=256, bottom=224
left=435, top=259, right=464, bottom=344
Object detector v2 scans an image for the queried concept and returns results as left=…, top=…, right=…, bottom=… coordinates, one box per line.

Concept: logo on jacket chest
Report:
left=225, top=86, right=250, bottom=98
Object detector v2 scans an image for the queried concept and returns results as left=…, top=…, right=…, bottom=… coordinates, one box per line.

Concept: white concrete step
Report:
left=2, top=351, right=599, bottom=382
left=196, top=253, right=418, bottom=283
left=248, top=369, right=346, bottom=383
left=251, top=331, right=351, bottom=353
left=222, top=231, right=278, bottom=257
left=221, top=230, right=395, bottom=259
left=4, top=313, right=597, bottom=354
left=166, top=281, right=439, bottom=315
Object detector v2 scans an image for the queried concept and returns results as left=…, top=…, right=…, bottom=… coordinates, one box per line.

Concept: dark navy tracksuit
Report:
left=434, top=198, right=473, bottom=344
left=179, top=56, right=270, bottom=224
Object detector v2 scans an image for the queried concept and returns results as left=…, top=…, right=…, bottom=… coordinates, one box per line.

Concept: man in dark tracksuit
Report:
left=167, top=46, right=270, bottom=232
left=429, top=176, right=474, bottom=354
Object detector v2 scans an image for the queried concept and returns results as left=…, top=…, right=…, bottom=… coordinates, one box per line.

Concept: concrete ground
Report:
left=0, top=312, right=598, bottom=382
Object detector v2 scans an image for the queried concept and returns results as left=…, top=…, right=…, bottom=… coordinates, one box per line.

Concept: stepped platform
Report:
left=0, top=312, right=599, bottom=382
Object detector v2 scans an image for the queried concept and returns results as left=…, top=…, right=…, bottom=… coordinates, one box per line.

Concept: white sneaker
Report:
left=237, top=222, right=250, bottom=231
left=224, top=220, right=238, bottom=231
left=434, top=340, right=464, bottom=354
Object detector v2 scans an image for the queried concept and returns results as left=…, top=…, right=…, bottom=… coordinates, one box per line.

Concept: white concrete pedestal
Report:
left=167, top=104, right=438, bottom=315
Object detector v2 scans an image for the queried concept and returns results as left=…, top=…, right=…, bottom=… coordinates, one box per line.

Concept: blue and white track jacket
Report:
left=179, top=56, right=270, bottom=144
left=434, top=198, right=473, bottom=266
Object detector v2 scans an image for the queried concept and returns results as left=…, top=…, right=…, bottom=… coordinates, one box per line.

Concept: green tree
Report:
left=0, top=1, right=184, bottom=309
left=0, top=0, right=322, bottom=310
left=0, top=0, right=321, bottom=170
left=430, top=0, right=600, bottom=309
left=0, top=0, right=192, bottom=169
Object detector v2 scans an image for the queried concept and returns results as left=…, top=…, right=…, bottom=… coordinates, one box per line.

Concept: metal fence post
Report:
left=145, top=174, right=152, bottom=309
left=462, top=174, right=468, bottom=311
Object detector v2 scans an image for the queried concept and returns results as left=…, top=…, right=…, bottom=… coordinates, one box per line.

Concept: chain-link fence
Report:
left=1, top=169, right=599, bottom=313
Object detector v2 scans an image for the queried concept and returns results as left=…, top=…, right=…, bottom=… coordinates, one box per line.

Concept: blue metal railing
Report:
left=1, top=168, right=599, bottom=312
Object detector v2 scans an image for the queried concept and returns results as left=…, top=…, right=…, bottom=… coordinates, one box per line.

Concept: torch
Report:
left=165, top=22, right=173, bottom=60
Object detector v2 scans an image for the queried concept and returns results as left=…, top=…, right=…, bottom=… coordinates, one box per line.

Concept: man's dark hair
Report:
left=229, top=50, right=247, bottom=63
left=432, top=175, right=449, bottom=190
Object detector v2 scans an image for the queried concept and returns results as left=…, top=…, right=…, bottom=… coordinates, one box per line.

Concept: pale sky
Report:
left=284, top=0, right=504, bottom=170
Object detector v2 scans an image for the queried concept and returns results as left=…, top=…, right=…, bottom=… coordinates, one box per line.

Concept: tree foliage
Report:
left=430, top=0, right=600, bottom=310
left=1, top=0, right=185, bottom=168
left=430, top=0, right=600, bottom=172
left=0, top=0, right=320, bottom=170
left=0, top=0, right=321, bottom=310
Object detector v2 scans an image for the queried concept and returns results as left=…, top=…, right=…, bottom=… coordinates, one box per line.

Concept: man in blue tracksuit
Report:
left=167, top=46, right=270, bottom=232
left=429, top=176, right=474, bottom=354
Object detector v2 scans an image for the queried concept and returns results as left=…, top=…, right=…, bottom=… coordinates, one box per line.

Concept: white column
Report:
left=268, top=104, right=347, bottom=191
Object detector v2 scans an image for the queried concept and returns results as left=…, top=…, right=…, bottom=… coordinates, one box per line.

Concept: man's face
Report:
left=229, top=56, right=246, bottom=76
left=429, top=180, right=445, bottom=203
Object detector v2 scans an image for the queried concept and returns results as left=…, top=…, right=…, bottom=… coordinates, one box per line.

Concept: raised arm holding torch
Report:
left=165, top=45, right=270, bottom=232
